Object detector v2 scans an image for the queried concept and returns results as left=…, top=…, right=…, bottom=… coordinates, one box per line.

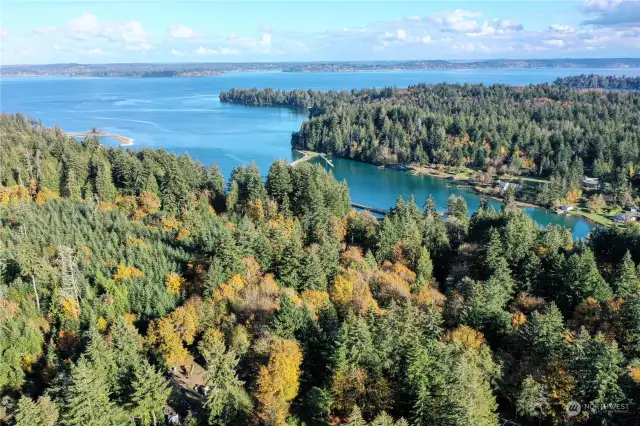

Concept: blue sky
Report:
left=1, top=0, right=639, bottom=64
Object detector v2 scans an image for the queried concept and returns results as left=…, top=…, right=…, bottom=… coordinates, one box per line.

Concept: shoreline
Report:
left=304, top=151, right=608, bottom=228
left=66, top=132, right=134, bottom=146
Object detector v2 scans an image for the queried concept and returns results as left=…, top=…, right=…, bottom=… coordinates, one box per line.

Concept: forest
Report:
left=1, top=112, right=640, bottom=426
left=221, top=81, right=640, bottom=209
left=555, top=75, right=640, bottom=90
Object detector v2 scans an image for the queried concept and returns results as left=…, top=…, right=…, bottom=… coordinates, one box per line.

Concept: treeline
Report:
left=221, top=83, right=640, bottom=184
left=2, top=113, right=640, bottom=426
left=555, top=74, right=640, bottom=90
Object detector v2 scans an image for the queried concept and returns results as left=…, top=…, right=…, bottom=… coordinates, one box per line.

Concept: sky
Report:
left=0, top=0, right=639, bottom=65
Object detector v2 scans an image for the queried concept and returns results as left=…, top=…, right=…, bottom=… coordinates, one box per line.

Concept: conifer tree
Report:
left=614, top=251, right=639, bottom=298
left=129, top=361, right=171, bottom=426
left=15, top=396, right=42, bottom=426
left=203, top=337, right=252, bottom=425
left=299, top=250, right=327, bottom=291
left=62, top=356, right=123, bottom=426
left=266, top=159, right=293, bottom=214
left=343, top=405, right=366, bottom=426
left=415, top=247, right=433, bottom=289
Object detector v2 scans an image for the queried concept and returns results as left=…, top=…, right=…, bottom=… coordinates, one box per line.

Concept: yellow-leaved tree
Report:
left=256, top=338, right=303, bottom=425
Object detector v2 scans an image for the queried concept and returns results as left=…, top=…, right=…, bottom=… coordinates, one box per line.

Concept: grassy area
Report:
left=572, top=209, right=616, bottom=227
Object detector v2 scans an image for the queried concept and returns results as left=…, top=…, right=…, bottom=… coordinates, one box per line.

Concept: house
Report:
left=626, top=206, right=639, bottom=213
left=614, top=213, right=637, bottom=223
left=560, top=205, right=574, bottom=212
left=497, top=182, right=510, bottom=191
left=583, top=177, right=600, bottom=189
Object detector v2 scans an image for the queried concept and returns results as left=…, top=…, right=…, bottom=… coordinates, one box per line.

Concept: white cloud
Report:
left=452, top=42, right=491, bottom=52
left=396, top=29, right=407, bottom=40
left=543, top=39, right=565, bottom=47
left=88, top=47, right=103, bottom=55
left=549, top=24, right=574, bottom=33
left=195, top=46, right=239, bottom=55
left=581, top=0, right=623, bottom=13
left=52, top=44, right=63, bottom=51
left=68, top=13, right=100, bottom=40
left=167, top=24, right=195, bottom=39
left=170, top=49, right=185, bottom=56
left=34, top=26, right=57, bottom=35
left=430, top=9, right=483, bottom=33
left=259, top=32, right=272, bottom=47
left=0, top=28, right=8, bottom=38
left=476, top=19, right=524, bottom=36
left=61, top=13, right=151, bottom=52
left=581, top=0, right=640, bottom=27
left=406, top=16, right=422, bottom=21
left=125, top=42, right=151, bottom=51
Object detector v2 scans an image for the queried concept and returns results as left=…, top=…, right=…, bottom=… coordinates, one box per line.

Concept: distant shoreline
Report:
left=3, top=58, right=640, bottom=78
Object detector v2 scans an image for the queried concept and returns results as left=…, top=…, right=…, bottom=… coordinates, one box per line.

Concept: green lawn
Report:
left=573, top=209, right=616, bottom=227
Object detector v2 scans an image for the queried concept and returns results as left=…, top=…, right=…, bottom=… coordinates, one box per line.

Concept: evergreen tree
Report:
left=204, top=338, right=252, bottom=425
left=561, top=249, right=612, bottom=311
left=414, top=247, right=433, bottom=290
left=343, top=405, right=367, bottom=426
left=159, top=160, right=190, bottom=213
left=15, top=396, right=42, bottom=426
left=266, top=159, right=293, bottom=214
left=614, top=251, right=639, bottom=298
left=62, top=356, right=124, bottom=426
left=272, top=294, right=307, bottom=339
left=299, top=250, right=327, bottom=291
left=129, top=361, right=171, bottom=426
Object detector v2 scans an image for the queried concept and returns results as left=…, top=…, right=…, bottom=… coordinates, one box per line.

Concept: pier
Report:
left=350, top=202, right=389, bottom=216
left=290, top=150, right=333, bottom=167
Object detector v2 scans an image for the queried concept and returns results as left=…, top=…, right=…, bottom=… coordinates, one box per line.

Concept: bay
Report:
left=3, top=68, right=640, bottom=238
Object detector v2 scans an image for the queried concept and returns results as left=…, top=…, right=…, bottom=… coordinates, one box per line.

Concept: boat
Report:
left=377, top=165, right=385, bottom=169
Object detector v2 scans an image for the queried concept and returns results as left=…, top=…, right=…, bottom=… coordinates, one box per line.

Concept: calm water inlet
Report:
left=4, top=69, right=636, bottom=238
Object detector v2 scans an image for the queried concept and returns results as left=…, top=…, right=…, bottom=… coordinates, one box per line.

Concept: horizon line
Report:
left=2, top=57, right=640, bottom=68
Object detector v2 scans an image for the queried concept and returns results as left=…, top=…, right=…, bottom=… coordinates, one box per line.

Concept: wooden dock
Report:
left=290, top=150, right=334, bottom=168
left=351, top=202, right=389, bottom=216
left=290, top=150, right=319, bottom=167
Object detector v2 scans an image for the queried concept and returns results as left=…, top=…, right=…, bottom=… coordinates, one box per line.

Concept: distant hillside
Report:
left=2, top=58, right=640, bottom=77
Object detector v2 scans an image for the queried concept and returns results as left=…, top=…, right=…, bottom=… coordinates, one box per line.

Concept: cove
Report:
left=302, top=154, right=594, bottom=239
left=5, top=70, right=639, bottom=238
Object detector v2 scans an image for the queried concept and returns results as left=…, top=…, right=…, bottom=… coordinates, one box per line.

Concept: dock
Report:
left=290, top=150, right=320, bottom=167
left=351, top=202, right=389, bottom=216
left=65, top=131, right=134, bottom=146
left=290, top=150, right=334, bottom=168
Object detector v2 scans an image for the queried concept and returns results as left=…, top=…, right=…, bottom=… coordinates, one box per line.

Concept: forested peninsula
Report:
left=2, top=112, right=640, bottom=425
left=221, top=81, right=640, bottom=218
left=555, top=74, right=640, bottom=90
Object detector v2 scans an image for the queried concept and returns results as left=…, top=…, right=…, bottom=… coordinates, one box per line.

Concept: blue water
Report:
left=4, top=68, right=638, bottom=238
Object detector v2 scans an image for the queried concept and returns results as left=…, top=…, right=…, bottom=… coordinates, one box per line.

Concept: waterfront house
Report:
left=497, top=182, right=510, bottom=191
left=626, top=206, right=639, bottom=213
left=560, top=205, right=574, bottom=212
left=583, top=177, right=600, bottom=189
left=614, top=213, right=637, bottom=223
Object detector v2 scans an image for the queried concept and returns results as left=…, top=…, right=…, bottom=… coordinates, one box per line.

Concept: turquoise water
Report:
left=4, top=69, right=639, bottom=238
